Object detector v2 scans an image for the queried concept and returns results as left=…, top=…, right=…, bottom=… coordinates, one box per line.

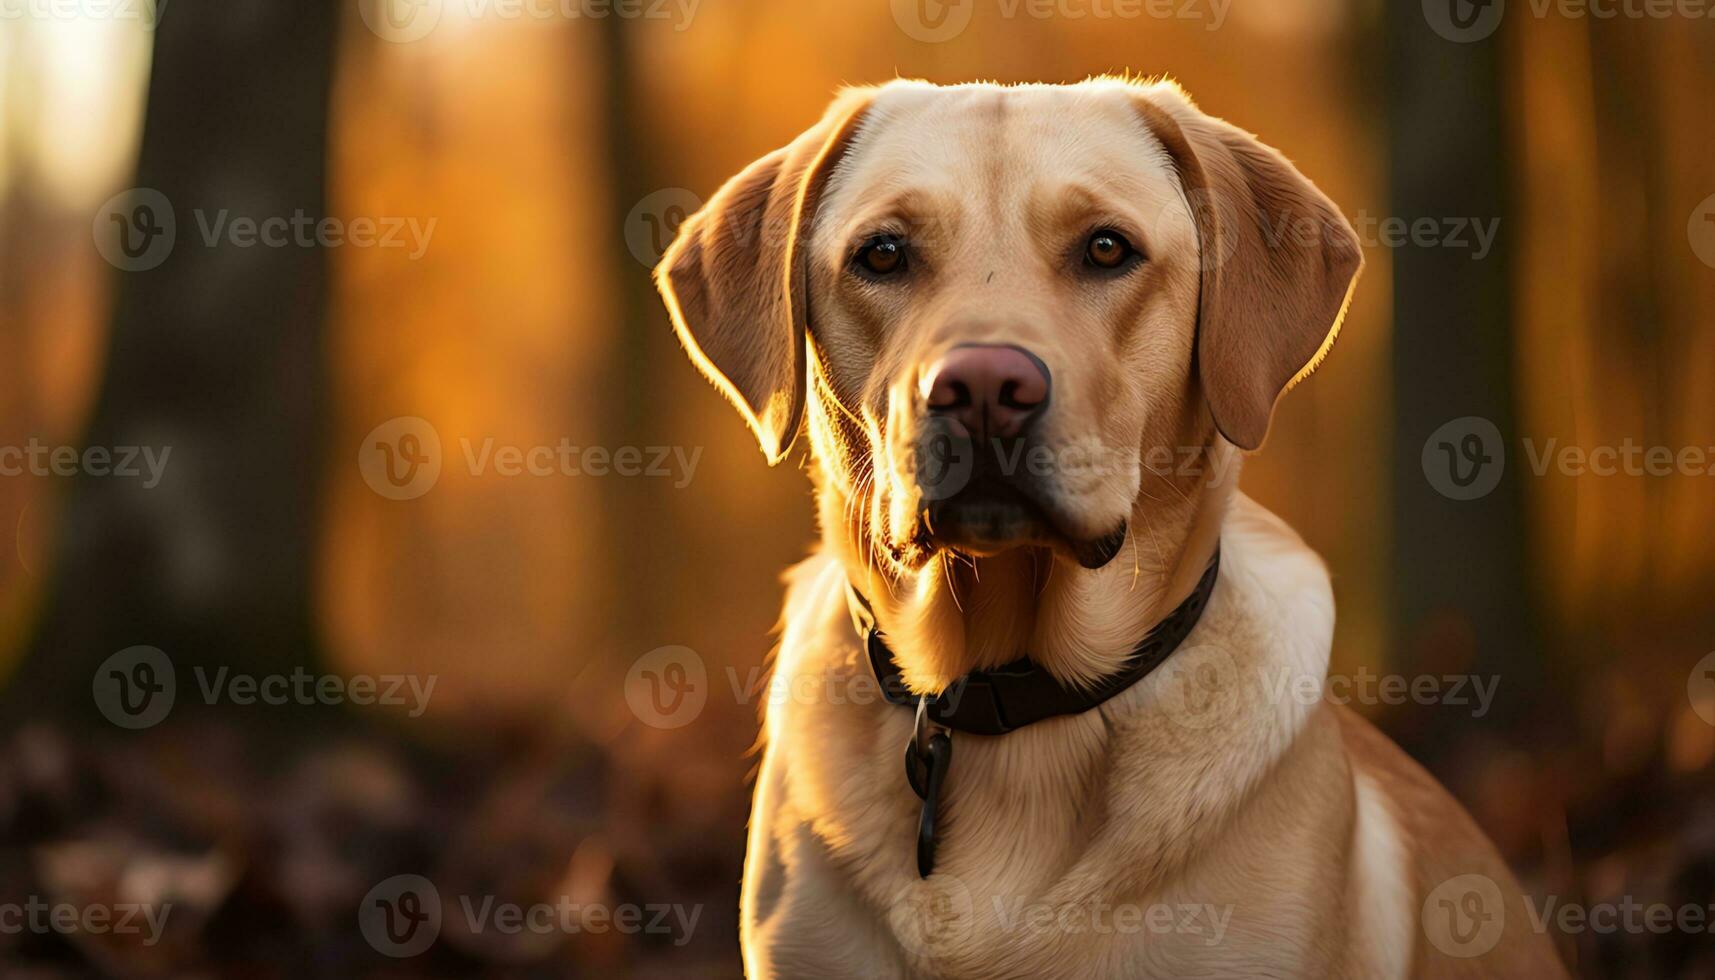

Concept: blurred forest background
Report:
left=1, top=0, right=1713, bottom=976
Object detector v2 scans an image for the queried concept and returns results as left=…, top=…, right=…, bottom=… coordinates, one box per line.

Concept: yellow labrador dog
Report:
left=657, top=78, right=1566, bottom=980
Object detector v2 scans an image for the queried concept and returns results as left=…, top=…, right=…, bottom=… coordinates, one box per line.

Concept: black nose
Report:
left=922, top=344, right=1051, bottom=440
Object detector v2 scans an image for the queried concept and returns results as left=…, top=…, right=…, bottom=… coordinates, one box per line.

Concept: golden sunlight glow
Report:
left=16, top=18, right=152, bottom=209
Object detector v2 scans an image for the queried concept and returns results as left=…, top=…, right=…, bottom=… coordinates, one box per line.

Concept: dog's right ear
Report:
left=654, top=92, right=874, bottom=465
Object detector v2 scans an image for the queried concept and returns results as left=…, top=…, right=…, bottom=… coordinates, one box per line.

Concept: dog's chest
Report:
left=773, top=627, right=1212, bottom=977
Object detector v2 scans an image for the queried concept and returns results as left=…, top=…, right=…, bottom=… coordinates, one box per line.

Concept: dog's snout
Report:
left=923, top=344, right=1050, bottom=440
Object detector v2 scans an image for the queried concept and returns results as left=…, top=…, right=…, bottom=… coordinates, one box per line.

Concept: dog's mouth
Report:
left=917, top=484, right=1127, bottom=569
left=894, top=421, right=1128, bottom=570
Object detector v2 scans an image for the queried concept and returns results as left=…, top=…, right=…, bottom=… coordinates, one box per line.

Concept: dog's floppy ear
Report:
left=1134, top=87, right=1362, bottom=451
left=655, top=92, right=874, bottom=464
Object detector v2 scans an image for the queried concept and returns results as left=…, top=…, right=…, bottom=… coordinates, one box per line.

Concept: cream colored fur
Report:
left=658, top=78, right=1567, bottom=979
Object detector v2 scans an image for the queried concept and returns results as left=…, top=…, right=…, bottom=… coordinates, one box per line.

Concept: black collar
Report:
left=848, top=550, right=1220, bottom=734
left=845, top=550, right=1221, bottom=876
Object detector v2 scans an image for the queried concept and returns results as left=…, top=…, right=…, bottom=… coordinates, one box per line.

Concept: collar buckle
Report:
left=905, top=695, right=949, bottom=798
left=903, top=695, right=952, bottom=877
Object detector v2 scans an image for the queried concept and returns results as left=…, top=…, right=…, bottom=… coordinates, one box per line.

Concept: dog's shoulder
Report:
left=1334, top=706, right=1570, bottom=977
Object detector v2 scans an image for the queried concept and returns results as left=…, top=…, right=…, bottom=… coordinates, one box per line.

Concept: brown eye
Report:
left=1085, top=230, right=1136, bottom=270
left=854, top=235, right=906, bottom=277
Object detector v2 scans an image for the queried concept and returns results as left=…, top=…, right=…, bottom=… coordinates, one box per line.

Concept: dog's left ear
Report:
left=1134, top=87, right=1363, bottom=451
left=655, top=92, right=875, bottom=464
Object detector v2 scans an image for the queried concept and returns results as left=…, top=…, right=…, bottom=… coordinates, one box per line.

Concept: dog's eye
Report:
left=1084, top=230, right=1139, bottom=270
left=853, top=235, right=907, bottom=278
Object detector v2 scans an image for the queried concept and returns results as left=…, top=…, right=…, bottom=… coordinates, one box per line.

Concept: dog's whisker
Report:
left=1127, top=528, right=1141, bottom=593
left=1150, top=465, right=1195, bottom=506
left=1138, top=514, right=1166, bottom=576
left=810, top=357, right=870, bottom=433
left=941, top=551, right=965, bottom=613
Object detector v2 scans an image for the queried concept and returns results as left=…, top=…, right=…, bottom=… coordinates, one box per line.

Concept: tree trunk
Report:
left=1384, top=11, right=1546, bottom=743
left=10, top=0, right=342, bottom=726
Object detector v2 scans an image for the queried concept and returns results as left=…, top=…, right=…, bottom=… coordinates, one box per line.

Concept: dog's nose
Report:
left=923, top=344, right=1051, bottom=439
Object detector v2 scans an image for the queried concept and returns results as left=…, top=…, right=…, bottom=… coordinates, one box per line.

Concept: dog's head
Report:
left=658, top=78, right=1359, bottom=678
